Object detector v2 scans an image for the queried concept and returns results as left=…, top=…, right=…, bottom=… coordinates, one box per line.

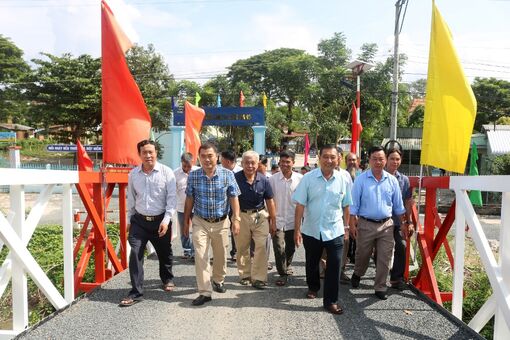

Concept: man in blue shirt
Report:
left=235, top=151, right=276, bottom=289
left=183, top=142, right=241, bottom=306
left=349, top=146, right=407, bottom=300
left=292, top=144, right=352, bottom=315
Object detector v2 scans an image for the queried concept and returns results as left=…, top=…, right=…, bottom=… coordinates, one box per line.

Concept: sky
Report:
left=1, top=0, right=509, bottom=85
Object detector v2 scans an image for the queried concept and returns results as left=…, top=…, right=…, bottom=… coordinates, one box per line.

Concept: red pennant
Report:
left=184, top=101, right=205, bottom=164
left=101, top=0, right=151, bottom=165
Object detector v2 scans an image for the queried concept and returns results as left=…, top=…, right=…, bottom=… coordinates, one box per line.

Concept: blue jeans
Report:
left=177, top=212, right=194, bottom=257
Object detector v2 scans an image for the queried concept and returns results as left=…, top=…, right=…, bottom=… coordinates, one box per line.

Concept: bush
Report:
left=491, top=154, right=510, bottom=175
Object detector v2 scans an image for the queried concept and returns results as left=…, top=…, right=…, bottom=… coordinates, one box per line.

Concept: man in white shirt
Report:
left=174, top=152, right=199, bottom=259
left=268, top=150, right=303, bottom=286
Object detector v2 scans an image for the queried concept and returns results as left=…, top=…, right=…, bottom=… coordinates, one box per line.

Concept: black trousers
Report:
left=390, top=226, right=406, bottom=282
left=272, top=229, right=295, bottom=276
left=303, top=234, right=343, bottom=307
left=128, top=213, right=174, bottom=298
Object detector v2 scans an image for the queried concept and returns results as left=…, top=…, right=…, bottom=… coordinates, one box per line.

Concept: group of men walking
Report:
left=120, top=139, right=414, bottom=315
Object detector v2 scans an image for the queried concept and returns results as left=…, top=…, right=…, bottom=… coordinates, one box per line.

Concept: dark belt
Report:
left=198, top=215, right=227, bottom=223
left=361, top=216, right=391, bottom=224
left=241, top=206, right=265, bottom=213
left=135, top=212, right=164, bottom=222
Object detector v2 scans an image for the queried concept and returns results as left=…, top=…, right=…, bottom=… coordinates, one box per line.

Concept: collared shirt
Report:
left=235, top=171, right=274, bottom=210
left=350, top=169, right=406, bottom=220
left=173, top=165, right=199, bottom=213
left=127, top=162, right=177, bottom=226
left=219, top=164, right=243, bottom=173
left=292, top=168, right=352, bottom=241
left=185, top=166, right=241, bottom=219
left=392, top=170, right=412, bottom=227
left=269, top=171, right=303, bottom=231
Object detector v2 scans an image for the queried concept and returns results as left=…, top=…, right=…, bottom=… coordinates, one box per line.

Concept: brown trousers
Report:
left=353, top=218, right=395, bottom=292
left=192, top=216, right=229, bottom=297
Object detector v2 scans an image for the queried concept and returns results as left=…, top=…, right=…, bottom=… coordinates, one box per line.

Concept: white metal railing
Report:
left=0, top=169, right=78, bottom=339
left=450, top=175, right=510, bottom=339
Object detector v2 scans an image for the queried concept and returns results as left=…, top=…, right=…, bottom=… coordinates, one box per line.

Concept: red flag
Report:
left=185, top=101, right=205, bottom=164
left=304, top=134, right=310, bottom=166
left=77, top=140, right=94, bottom=198
left=351, top=102, right=363, bottom=154
left=101, top=0, right=151, bottom=165
left=240, top=91, right=245, bottom=107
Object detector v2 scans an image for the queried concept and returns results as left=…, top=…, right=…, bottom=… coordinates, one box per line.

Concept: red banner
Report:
left=185, top=101, right=205, bottom=164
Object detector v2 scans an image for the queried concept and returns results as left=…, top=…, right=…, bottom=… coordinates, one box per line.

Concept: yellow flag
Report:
left=420, top=2, right=477, bottom=173
left=262, top=92, right=267, bottom=109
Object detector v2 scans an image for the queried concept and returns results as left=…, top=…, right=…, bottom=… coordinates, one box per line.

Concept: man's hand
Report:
left=183, top=219, right=190, bottom=237
left=294, top=229, right=303, bottom=248
left=158, top=223, right=168, bottom=238
left=401, top=222, right=414, bottom=238
left=344, top=228, right=350, bottom=241
left=349, top=225, right=358, bottom=239
left=269, top=219, right=276, bottom=237
left=232, top=220, right=240, bottom=236
left=127, top=223, right=131, bottom=234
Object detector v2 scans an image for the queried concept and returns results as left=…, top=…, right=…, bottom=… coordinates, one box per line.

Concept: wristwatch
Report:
left=234, top=216, right=241, bottom=222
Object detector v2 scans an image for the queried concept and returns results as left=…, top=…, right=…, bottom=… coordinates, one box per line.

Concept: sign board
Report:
left=46, top=145, right=103, bottom=153
left=0, top=131, right=16, bottom=142
left=173, top=106, right=265, bottom=127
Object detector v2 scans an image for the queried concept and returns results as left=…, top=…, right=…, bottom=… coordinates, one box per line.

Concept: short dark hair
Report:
left=199, top=142, right=218, bottom=154
left=181, top=152, right=193, bottom=163
left=220, top=150, right=236, bottom=162
left=271, top=164, right=279, bottom=170
left=137, top=139, right=156, bottom=153
left=319, top=144, right=338, bottom=156
left=386, top=147, right=402, bottom=158
left=368, top=145, right=385, bottom=157
left=279, top=150, right=295, bottom=161
left=301, top=166, right=311, bottom=172
left=259, top=155, right=268, bottom=165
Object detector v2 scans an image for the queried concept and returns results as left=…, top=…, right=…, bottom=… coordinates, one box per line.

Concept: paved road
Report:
left=18, top=230, right=481, bottom=340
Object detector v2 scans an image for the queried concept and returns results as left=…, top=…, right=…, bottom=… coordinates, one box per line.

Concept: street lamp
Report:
left=346, top=59, right=374, bottom=157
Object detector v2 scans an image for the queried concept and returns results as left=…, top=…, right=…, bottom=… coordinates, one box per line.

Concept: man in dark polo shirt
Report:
left=235, top=150, right=276, bottom=289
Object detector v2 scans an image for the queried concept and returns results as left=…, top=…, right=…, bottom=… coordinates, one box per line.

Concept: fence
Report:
left=0, top=169, right=76, bottom=338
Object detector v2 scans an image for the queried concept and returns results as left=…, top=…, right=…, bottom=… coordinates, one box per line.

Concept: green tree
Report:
left=491, top=154, right=510, bottom=175
left=0, top=35, right=30, bottom=123
left=472, top=77, right=510, bottom=132
left=24, top=53, right=101, bottom=142
left=228, top=48, right=317, bottom=136
left=126, top=44, right=176, bottom=131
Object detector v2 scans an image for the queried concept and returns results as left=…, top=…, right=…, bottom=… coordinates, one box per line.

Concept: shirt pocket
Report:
left=151, top=179, right=166, bottom=197
left=326, top=188, right=343, bottom=209
left=383, top=188, right=393, bottom=205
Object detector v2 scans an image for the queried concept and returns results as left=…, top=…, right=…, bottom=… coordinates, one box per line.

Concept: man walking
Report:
left=120, top=139, right=177, bottom=307
left=268, top=150, right=302, bottom=286
left=293, top=145, right=352, bottom=315
left=235, top=151, right=276, bottom=289
left=184, top=142, right=241, bottom=306
left=349, top=146, right=407, bottom=300
left=174, top=152, right=198, bottom=259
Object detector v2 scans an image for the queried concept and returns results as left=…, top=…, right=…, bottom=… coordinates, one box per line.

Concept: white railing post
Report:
left=452, top=189, right=465, bottom=319
left=62, top=184, right=74, bottom=303
left=10, top=185, right=28, bottom=332
left=495, top=192, right=510, bottom=338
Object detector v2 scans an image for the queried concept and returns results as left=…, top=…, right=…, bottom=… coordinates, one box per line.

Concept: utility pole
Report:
left=390, top=0, right=408, bottom=141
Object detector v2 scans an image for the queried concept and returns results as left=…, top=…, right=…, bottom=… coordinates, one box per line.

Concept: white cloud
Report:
left=247, top=5, right=318, bottom=55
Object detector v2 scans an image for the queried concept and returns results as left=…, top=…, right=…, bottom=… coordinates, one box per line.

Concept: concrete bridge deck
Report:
left=18, top=242, right=481, bottom=340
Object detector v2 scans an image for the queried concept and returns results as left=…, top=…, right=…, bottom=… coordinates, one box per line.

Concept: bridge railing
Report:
left=450, top=176, right=510, bottom=339
left=0, top=168, right=76, bottom=338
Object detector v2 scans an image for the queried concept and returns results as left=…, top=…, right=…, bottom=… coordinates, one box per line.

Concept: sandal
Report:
left=163, top=281, right=176, bottom=292
left=252, top=280, right=267, bottom=289
left=275, top=277, right=287, bottom=286
left=306, top=290, right=317, bottom=299
left=239, top=277, right=251, bottom=286
left=119, top=296, right=141, bottom=307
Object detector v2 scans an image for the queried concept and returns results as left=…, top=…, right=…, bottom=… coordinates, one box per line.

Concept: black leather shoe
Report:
left=375, top=291, right=388, bottom=300
left=192, top=295, right=212, bottom=306
left=351, top=274, right=361, bottom=288
left=212, top=281, right=226, bottom=293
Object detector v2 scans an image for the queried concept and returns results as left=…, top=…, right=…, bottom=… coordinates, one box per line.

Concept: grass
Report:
left=411, top=235, right=494, bottom=339
left=0, top=224, right=121, bottom=327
